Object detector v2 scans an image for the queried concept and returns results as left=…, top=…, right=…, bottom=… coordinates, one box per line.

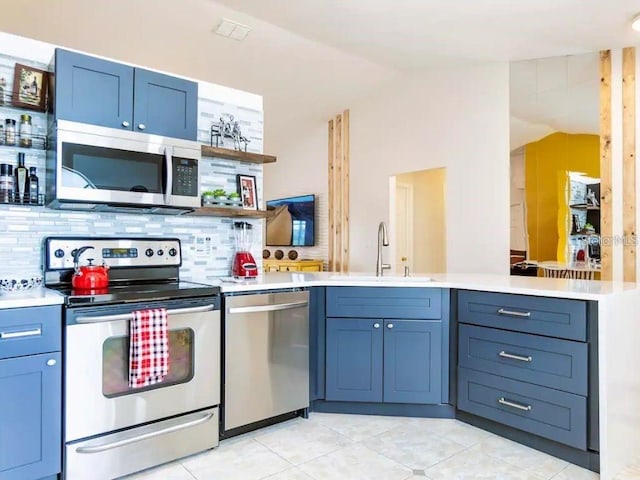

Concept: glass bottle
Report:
left=19, top=114, right=32, bottom=148
left=26, top=166, right=38, bottom=204
left=14, top=152, right=27, bottom=204
left=5, top=119, right=16, bottom=146
left=0, top=163, right=13, bottom=203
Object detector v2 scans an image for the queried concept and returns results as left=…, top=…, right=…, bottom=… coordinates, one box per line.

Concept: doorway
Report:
left=390, top=168, right=446, bottom=274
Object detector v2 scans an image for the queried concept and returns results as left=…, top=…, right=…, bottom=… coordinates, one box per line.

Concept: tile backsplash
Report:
left=0, top=34, right=264, bottom=281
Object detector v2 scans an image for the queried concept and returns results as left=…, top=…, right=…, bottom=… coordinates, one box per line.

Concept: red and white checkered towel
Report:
left=129, top=308, right=169, bottom=389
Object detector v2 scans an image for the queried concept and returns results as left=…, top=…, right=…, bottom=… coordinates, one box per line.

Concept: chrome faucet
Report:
left=376, top=221, right=391, bottom=276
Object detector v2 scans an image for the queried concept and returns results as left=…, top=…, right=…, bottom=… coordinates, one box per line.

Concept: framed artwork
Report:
left=237, top=174, right=258, bottom=210
left=12, top=63, right=48, bottom=111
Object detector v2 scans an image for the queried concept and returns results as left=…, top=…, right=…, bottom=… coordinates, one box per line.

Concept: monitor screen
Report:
left=266, top=194, right=315, bottom=246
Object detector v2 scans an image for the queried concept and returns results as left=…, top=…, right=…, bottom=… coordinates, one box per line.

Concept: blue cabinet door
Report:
left=325, top=318, right=383, bottom=402
left=384, top=320, right=442, bottom=404
left=55, top=49, right=134, bottom=130
left=0, top=352, right=61, bottom=480
left=133, top=68, right=198, bottom=140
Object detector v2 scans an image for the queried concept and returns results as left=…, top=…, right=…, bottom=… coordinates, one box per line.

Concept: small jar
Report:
left=0, top=163, right=14, bottom=203
left=5, top=119, right=16, bottom=146
left=0, top=124, right=5, bottom=145
left=19, top=114, right=32, bottom=148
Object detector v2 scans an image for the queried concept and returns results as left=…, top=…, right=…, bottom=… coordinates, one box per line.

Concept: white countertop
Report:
left=211, top=272, right=640, bottom=300
left=0, top=287, right=65, bottom=310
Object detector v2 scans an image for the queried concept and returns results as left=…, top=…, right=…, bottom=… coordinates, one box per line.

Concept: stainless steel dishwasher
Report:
left=223, top=289, right=309, bottom=433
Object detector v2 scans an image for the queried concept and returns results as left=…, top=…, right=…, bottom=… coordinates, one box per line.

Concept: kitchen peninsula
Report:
left=215, top=271, right=640, bottom=480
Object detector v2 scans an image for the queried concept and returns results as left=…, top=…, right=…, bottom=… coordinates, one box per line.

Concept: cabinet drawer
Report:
left=458, top=368, right=587, bottom=450
left=459, top=324, right=588, bottom=395
left=0, top=306, right=61, bottom=359
left=327, top=287, right=441, bottom=319
left=458, top=291, right=587, bottom=341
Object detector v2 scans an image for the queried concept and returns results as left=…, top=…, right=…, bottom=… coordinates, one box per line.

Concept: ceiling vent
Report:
left=214, top=18, right=251, bottom=41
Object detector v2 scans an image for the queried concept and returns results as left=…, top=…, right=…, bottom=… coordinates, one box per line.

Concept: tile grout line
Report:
left=180, top=461, right=199, bottom=480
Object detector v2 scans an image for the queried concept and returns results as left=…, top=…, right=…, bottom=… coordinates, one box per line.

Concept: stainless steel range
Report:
left=44, top=237, right=221, bottom=480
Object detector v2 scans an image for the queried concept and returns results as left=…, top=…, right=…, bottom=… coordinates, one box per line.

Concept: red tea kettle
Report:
left=72, top=246, right=110, bottom=290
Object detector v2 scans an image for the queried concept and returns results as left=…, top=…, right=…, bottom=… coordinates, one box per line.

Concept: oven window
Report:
left=61, top=142, right=163, bottom=193
left=102, top=328, right=194, bottom=397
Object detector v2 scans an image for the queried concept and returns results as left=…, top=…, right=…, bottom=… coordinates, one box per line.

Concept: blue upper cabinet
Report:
left=0, top=352, right=62, bottom=480
left=55, top=49, right=198, bottom=140
left=55, top=49, right=134, bottom=131
left=325, top=317, right=383, bottom=402
left=384, top=320, right=442, bottom=404
left=133, top=68, right=198, bottom=140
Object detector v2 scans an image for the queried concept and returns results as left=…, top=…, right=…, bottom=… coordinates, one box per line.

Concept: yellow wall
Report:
left=525, top=133, right=599, bottom=262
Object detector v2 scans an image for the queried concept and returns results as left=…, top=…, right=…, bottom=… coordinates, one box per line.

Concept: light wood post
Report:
left=600, top=50, right=612, bottom=281
left=622, top=47, right=636, bottom=282
left=328, top=110, right=350, bottom=272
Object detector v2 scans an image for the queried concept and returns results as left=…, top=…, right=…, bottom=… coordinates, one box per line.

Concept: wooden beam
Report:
left=328, top=119, right=335, bottom=272
left=334, top=113, right=343, bottom=273
left=341, top=110, right=350, bottom=272
left=600, top=50, right=613, bottom=281
left=623, top=47, right=636, bottom=282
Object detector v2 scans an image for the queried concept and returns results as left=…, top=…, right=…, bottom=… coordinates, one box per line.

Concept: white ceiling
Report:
left=214, top=0, right=640, bottom=69
left=0, top=0, right=631, bottom=152
left=510, top=52, right=600, bottom=148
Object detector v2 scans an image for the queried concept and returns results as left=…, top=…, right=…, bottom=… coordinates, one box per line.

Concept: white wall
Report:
left=350, top=63, right=510, bottom=274
left=263, top=121, right=328, bottom=263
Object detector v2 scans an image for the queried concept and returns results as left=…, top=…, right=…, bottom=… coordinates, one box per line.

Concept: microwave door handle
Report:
left=164, top=147, right=173, bottom=205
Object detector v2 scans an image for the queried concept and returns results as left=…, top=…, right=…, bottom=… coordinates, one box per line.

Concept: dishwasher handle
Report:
left=227, top=300, right=308, bottom=315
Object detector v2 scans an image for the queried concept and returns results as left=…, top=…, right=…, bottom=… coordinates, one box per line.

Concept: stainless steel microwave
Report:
left=46, top=120, right=201, bottom=214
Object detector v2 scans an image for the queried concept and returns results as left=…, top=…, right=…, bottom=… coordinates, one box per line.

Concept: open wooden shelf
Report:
left=189, top=206, right=272, bottom=218
left=201, top=145, right=277, bottom=164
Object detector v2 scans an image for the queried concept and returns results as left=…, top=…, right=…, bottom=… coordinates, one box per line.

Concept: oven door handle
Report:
left=227, top=301, right=309, bottom=314
left=75, top=412, right=215, bottom=454
left=75, top=304, right=216, bottom=324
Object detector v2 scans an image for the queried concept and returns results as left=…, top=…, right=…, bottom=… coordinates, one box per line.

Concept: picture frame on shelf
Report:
left=237, top=174, right=258, bottom=210
left=12, top=63, right=48, bottom=111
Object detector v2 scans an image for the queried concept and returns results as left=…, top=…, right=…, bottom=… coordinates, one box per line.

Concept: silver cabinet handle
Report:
left=76, top=304, right=215, bottom=324
left=76, top=412, right=214, bottom=454
left=498, top=397, right=532, bottom=411
left=227, top=301, right=308, bottom=314
left=122, top=121, right=130, bottom=127
left=163, top=146, right=173, bottom=204
left=46, top=359, right=57, bottom=366
left=373, top=323, right=380, bottom=329
left=138, top=123, right=146, bottom=130
left=0, top=328, right=42, bottom=339
left=387, top=323, right=394, bottom=329
left=497, top=308, right=531, bottom=318
left=499, top=351, right=532, bottom=362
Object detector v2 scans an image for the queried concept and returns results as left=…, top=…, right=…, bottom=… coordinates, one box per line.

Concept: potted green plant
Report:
left=228, top=191, right=241, bottom=206
left=201, top=190, right=217, bottom=206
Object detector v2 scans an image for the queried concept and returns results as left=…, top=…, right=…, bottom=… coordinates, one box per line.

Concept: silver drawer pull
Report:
left=0, top=328, right=42, bottom=339
left=497, top=308, right=531, bottom=318
left=498, top=397, right=532, bottom=411
left=499, top=351, right=532, bottom=363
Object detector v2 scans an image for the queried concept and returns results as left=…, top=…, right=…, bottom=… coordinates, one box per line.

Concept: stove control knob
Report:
left=169, top=248, right=178, bottom=257
left=145, top=248, right=154, bottom=257
left=157, top=249, right=164, bottom=257
left=71, top=249, right=77, bottom=258
left=54, top=249, right=65, bottom=258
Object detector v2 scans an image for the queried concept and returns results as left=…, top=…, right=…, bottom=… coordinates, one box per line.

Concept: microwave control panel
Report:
left=172, top=158, right=198, bottom=197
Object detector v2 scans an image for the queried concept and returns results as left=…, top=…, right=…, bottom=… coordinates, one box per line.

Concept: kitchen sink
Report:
left=328, top=274, right=433, bottom=282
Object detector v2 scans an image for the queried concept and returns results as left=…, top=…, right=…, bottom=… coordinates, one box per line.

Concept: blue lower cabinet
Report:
left=458, top=367, right=587, bottom=450
left=0, top=352, right=62, bottom=480
left=325, top=318, right=383, bottom=402
left=384, top=320, right=442, bottom=404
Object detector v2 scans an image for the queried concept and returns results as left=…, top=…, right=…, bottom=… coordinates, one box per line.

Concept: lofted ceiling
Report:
left=0, top=1, right=633, bottom=152
left=214, top=0, right=640, bottom=69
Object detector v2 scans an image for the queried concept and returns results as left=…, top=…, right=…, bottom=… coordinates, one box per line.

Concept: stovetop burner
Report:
left=50, top=280, right=220, bottom=306
left=43, top=237, right=220, bottom=306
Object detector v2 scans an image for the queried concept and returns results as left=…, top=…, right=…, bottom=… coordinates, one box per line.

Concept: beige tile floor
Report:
left=124, top=413, right=601, bottom=480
